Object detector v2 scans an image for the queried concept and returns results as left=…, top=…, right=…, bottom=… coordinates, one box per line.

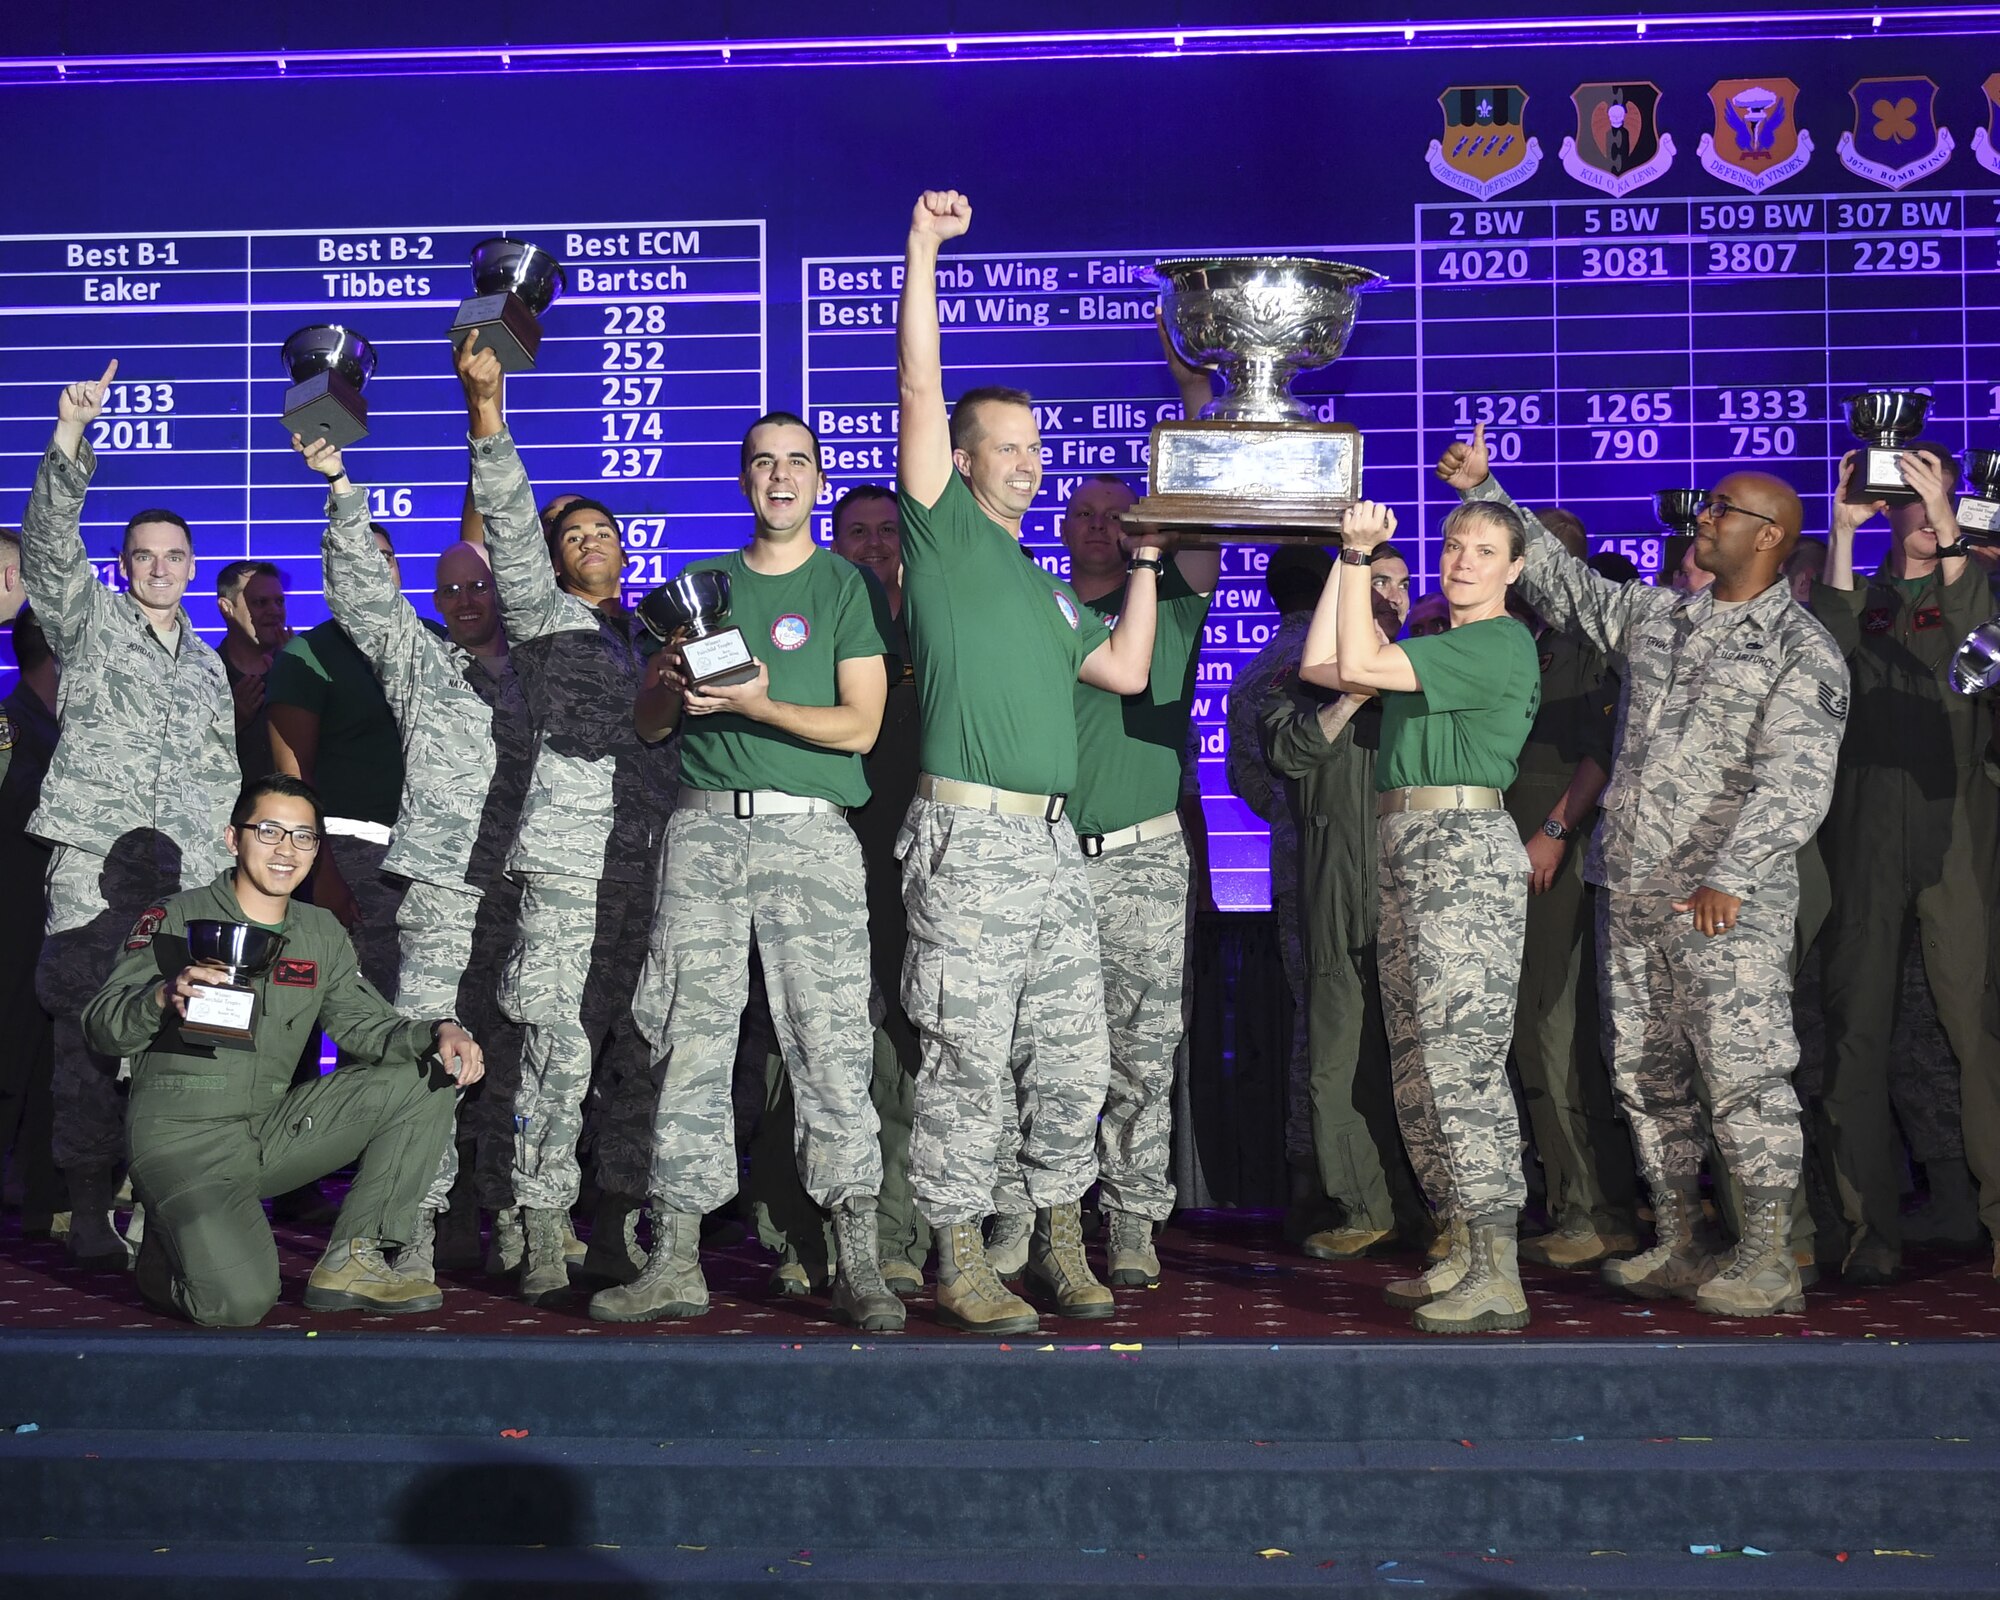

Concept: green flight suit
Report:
left=1812, top=561, right=2000, bottom=1253
left=1261, top=682, right=1428, bottom=1236
left=1504, top=628, right=1638, bottom=1233
left=81, top=871, right=456, bottom=1328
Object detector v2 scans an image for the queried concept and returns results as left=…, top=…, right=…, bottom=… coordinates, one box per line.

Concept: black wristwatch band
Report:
left=1338, top=546, right=1373, bottom=566
left=1128, top=555, right=1165, bottom=576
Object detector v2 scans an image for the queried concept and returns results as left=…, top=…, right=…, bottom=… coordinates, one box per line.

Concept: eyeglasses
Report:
left=1700, top=492, right=1779, bottom=527
left=244, top=820, right=321, bottom=851
left=434, top=579, right=493, bottom=599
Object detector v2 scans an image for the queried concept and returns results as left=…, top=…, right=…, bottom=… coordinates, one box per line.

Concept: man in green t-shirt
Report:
left=894, top=190, right=1166, bottom=1335
left=267, top=538, right=408, bottom=1003
left=595, top=412, right=900, bottom=1333
left=987, top=464, right=1215, bottom=1295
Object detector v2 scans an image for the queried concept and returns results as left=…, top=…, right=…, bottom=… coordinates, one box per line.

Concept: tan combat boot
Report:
left=985, top=1213, right=1031, bottom=1278
left=519, top=1206, right=573, bottom=1306
left=485, top=1207, right=525, bottom=1275
left=1518, top=1208, right=1640, bottom=1270
left=589, top=1210, right=709, bottom=1322
left=304, top=1238, right=445, bottom=1314
left=1303, top=1222, right=1395, bottom=1262
left=1024, top=1202, right=1115, bottom=1319
left=1697, top=1188, right=1806, bottom=1317
left=397, top=1206, right=439, bottom=1286
left=1103, top=1208, right=1161, bottom=1288
left=1412, top=1215, right=1530, bottom=1334
left=768, top=1259, right=816, bottom=1297
left=935, top=1222, right=1039, bottom=1335
left=1602, top=1185, right=1717, bottom=1300
left=880, top=1254, right=924, bottom=1296
left=1383, top=1215, right=1469, bottom=1309
left=581, top=1193, right=647, bottom=1284
left=830, top=1199, right=906, bottom=1332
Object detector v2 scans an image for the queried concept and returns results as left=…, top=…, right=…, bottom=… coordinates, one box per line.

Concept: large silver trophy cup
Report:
left=181, top=920, right=287, bottom=1044
left=1845, top=389, right=1932, bottom=504
left=638, top=569, right=760, bottom=690
left=280, top=325, right=376, bottom=448
left=1124, top=256, right=1382, bottom=541
left=449, top=237, right=567, bottom=373
left=1956, top=448, right=2000, bottom=537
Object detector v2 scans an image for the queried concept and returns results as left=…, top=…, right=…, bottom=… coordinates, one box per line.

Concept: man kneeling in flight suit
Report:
left=82, top=773, right=481, bottom=1327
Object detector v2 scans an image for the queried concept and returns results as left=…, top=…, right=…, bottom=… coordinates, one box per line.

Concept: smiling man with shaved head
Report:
left=1441, top=427, right=1848, bottom=1322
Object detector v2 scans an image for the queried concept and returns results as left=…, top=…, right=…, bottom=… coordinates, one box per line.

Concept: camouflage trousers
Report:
left=1598, top=890, right=1804, bottom=1192
left=638, top=807, right=880, bottom=1216
left=1377, top=809, right=1528, bottom=1219
left=1080, top=831, right=1189, bottom=1221
left=501, top=870, right=658, bottom=1210
left=1269, top=821, right=1313, bottom=1171
left=38, top=836, right=184, bottom=1171
left=397, top=877, right=525, bottom=1214
left=899, top=798, right=1111, bottom=1225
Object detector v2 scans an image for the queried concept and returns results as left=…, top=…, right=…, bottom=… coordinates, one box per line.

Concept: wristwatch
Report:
left=1541, top=818, right=1572, bottom=842
left=1128, top=555, right=1165, bottom=576
left=1338, top=546, right=1373, bottom=567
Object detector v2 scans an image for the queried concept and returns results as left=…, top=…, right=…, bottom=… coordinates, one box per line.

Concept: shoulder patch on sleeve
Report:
left=1817, top=681, right=1849, bottom=722
left=125, top=905, right=167, bottom=951
left=0, top=714, right=13, bottom=751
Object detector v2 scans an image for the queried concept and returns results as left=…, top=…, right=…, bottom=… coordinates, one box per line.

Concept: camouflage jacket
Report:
left=470, top=428, right=675, bottom=883
left=20, top=440, right=235, bottom=878
left=1468, top=475, right=1848, bottom=910
left=322, top=482, right=530, bottom=894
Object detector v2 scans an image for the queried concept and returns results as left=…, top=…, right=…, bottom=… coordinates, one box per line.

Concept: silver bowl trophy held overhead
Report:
left=450, top=237, right=568, bottom=372
left=180, top=920, right=287, bottom=1044
left=1844, top=389, right=1932, bottom=504
left=1123, top=256, right=1383, bottom=542
left=1655, top=488, right=1706, bottom=538
left=638, top=569, right=761, bottom=690
left=280, top=325, right=376, bottom=448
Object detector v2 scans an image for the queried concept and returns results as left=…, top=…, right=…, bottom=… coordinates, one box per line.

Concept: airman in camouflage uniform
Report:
left=1455, top=444, right=1847, bottom=1320
left=460, top=347, right=676, bottom=1304
left=22, top=364, right=237, bottom=1268
left=299, top=438, right=533, bottom=1278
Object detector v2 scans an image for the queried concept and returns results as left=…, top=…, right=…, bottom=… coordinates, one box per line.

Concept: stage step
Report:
left=3, top=1334, right=1997, bottom=1592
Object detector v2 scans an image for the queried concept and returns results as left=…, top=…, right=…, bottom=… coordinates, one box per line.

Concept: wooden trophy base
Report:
left=181, top=981, right=259, bottom=1045
left=450, top=292, right=542, bottom=373
left=682, top=626, right=760, bottom=689
left=281, top=373, right=368, bottom=449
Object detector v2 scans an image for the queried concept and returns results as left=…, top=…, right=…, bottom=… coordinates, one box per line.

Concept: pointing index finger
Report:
left=97, top=358, right=119, bottom=392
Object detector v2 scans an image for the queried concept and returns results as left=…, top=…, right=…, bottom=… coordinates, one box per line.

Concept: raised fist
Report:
left=293, top=433, right=345, bottom=481
left=910, top=190, right=972, bottom=243
left=1437, top=421, right=1490, bottom=491
left=454, top=329, right=504, bottom=410
left=1343, top=499, right=1397, bottom=551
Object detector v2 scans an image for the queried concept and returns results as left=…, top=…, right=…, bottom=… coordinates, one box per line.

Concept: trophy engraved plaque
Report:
left=281, top=325, right=376, bottom=448
left=1844, top=390, right=1931, bottom=504
left=1655, top=489, right=1705, bottom=537
left=1124, top=256, right=1382, bottom=542
left=181, top=920, right=285, bottom=1045
left=1957, top=448, right=2000, bottom=535
left=450, top=237, right=567, bottom=373
left=639, top=569, right=760, bottom=689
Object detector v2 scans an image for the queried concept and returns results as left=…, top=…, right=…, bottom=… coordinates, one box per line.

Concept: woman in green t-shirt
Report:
left=1300, top=497, right=1540, bottom=1334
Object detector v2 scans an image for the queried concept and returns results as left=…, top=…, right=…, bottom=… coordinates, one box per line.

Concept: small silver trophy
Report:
left=181, top=920, right=286, bottom=1044
left=1950, top=615, right=2000, bottom=696
left=281, top=325, right=376, bottom=448
left=1956, top=448, right=2000, bottom=536
left=1124, top=256, right=1382, bottom=541
left=1655, top=489, right=1705, bottom=538
left=639, top=569, right=759, bottom=690
left=1844, top=390, right=1932, bottom=504
left=449, top=237, right=567, bottom=372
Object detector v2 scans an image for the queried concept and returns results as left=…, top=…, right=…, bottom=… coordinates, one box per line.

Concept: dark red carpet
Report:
left=3, top=1211, right=1995, bottom=1341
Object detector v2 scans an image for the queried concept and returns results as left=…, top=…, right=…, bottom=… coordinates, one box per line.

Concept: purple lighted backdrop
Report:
left=0, top=5, right=1996, bottom=907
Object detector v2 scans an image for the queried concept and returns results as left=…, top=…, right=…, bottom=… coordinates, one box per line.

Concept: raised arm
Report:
left=20, top=361, right=117, bottom=657
left=1078, top=556, right=1161, bottom=694
left=897, top=191, right=970, bottom=510
left=458, top=333, right=568, bottom=643
left=1442, top=423, right=1649, bottom=657
left=1323, top=504, right=1420, bottom=694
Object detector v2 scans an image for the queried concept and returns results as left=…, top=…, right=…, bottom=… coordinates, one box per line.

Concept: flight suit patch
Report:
left=1913, top=606, right=1943, bottom=631
left=1862, top=608, right=1894, bottom=634
left=273, top=958, right=318, bottom=988
left=125, top=906, right=166, bottom=951
left=0, top=715, right=12, bottom=752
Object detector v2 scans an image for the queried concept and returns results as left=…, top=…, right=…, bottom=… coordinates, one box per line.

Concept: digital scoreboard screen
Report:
left=1, top=40, right=1996, bottom=907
